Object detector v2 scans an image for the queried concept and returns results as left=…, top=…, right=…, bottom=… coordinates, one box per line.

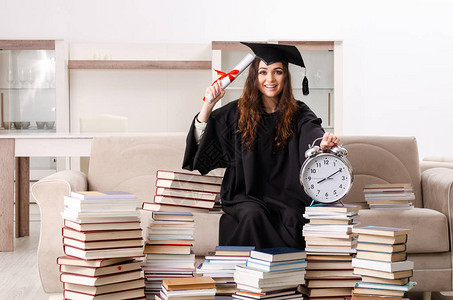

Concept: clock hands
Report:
left=317, top=168, right=342, bottom=184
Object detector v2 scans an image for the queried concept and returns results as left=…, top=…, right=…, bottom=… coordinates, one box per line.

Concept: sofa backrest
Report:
left=88, top=135, right=190, bottom=203
left=340, top=136, right=423, bottom=208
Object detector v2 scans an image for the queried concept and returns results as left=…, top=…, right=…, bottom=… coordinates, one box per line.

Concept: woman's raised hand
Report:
left=198, top=81, right=225, bottom=123
left=320, top=132, right=340, bottom=150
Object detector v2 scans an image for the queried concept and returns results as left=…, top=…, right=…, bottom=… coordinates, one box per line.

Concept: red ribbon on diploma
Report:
left=203, top=69, right=240, bottom=101
left=214, top=69, right=239, bottom=82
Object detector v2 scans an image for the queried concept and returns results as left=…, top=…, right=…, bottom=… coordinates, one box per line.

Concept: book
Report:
left=246, top=259, right=307, bottom=272
left=160, top=287, right=217, bottom=298
left=357, top=234, right=407, bottom=245
left=234, top=288, right=298, bottom=299
left=60, top=269, right=143, bottom=286
left=363, top=184, right=412, bottom=192
left=298, top=285, right=353, bottom=297
left=64, top=196, right=140, bottom=208
left=305, top=269, right=360, bottom=280
left=352, top=258, right=414, bottom=272
left=355, top=281, right=416, bottom=292
left=356, top=242, right=406, bottom=253
left=234, top=265, right=306, bottom=279
left=64, top=278, right=145, bottom=295
left=152, top=211, right=194, bottom=221
left=153, top=195, right=215, bottom=209
left=352, top=226, right=411, bottom=237
left=307, top=260, right=354, bottom=270
left=236, top=283, right=299, bottom=294
left=64, top=220, right=141, bottom=232
left=306, top=204, right=362, bottom=213
left=156, top=178, right=221, bottom=193
left=62, top=227, right=142, bottom=241
left=156, top=187, right=218, bottom=201
left=57, top=256, right=133, bottom=268
left=304, top=237, right=358, bottom=247
left=361, top=276, right=409, bottom=285
left=70, top=191, right=136, bottom=200
left=141, top=202, right=209, bottom=213
left=143, top=244, right=191, bottom=254
left=309, top=219, right=352, bottom=225
left=356, top=250, right=407, bottom=262
left=63, top=245, right=144, bottom=260
left=60, top=260, right=142, bottom=277
left=63, top=288, right=145, bottom=299
left=250, top=247, right=306, bottom=262
left=352, top=295, right=403, bottom=300
left=63, top=237, right=143, bottom=250
left=215, top=246, right=255, bottom=256
left=156, top=170, right=223, bottom=185
left=61, top=209, right=140, bottom=220
left=353, top=267, right=413, bottom=279
left=162, top=276, right=216, bottom=291
left=307, top=278, right=361, bottom=288
left=353, top=287, right=404, bottom=297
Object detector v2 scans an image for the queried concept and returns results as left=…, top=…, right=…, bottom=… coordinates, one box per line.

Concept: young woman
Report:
left=183, top=43, right=339, bottom=249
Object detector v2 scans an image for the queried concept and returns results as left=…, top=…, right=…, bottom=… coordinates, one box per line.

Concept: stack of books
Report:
left=142, top=170, right=222, bottom=213
left=142, top=211, right=196, bottom=297
left=58, top=256, right=145, bottom=299
left=301, top=204, right=362, bottom=299
left=157, top=276, right=217, bottom=299
left=363, top=184, right=415, bottom=210
left=59, top=191, right=145, bottom=299
left=233, top=247, right=307, bottom=299
left=351, top=226, right=416, bottom=298
left=197, top=246, right=254, bottom=296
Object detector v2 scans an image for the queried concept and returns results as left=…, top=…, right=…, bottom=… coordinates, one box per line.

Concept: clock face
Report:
left=300, top=153, right=353, bottom=203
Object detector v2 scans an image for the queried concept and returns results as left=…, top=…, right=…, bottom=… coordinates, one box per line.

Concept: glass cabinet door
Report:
left=0, top=49, right=56, bottom=132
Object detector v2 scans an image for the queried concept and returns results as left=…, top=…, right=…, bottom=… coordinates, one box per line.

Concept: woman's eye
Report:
left=259, top=71, right=267, bottom=75
left=275, top=71, right=283, bottom=75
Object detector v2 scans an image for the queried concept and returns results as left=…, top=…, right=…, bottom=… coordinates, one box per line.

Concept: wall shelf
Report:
left=0, top=40, right=55, bottom=50
left=68, top=60, right=212, bottom=70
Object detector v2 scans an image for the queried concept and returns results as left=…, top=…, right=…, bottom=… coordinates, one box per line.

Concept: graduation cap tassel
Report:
left=302, top=67, right=309, bottom=96
left=302, top=76, right=309, bottom=96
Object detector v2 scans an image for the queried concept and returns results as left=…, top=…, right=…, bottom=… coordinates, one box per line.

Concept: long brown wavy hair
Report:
left=237, top=58, right=298, bottom=151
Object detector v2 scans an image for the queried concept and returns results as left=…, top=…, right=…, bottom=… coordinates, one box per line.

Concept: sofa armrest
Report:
left=31, top=170, right=87, bottom=293
left=422, top=168, right=453, bottom=215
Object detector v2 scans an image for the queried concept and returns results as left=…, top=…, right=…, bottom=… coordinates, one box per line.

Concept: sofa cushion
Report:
left=357, top=208, right=449, bottom=253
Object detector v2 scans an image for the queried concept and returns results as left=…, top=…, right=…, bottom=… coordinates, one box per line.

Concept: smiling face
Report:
left=257, top=60, right=285, bottom=101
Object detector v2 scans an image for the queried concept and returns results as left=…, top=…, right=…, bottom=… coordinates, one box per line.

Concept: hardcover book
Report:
left=71, top=191, right=136, bottom=200
left=156, top=170, right=223, bottom=185
left=250, top=247, right=306, bottom=262
left=156, top=179, right=221, bottom=193
left=352, top=226, right=411, bottom=237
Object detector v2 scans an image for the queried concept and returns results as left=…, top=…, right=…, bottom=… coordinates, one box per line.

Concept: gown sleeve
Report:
left=297, top=102, right=325, bottom=161
left=182, top=113, right=229, bottom=175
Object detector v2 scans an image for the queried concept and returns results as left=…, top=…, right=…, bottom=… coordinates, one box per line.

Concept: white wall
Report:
left=1, top=0, right=453, bottom=158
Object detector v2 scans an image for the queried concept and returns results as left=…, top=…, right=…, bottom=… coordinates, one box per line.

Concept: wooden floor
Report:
left=0, top=219, right=49, bottom=300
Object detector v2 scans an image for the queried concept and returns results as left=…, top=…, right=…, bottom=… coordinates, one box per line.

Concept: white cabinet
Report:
left=211, top=41, right=338, bottom=131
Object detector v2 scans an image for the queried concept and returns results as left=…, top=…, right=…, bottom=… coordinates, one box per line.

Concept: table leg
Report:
left=15, top=157, right=30, bottom=237
left=0, top=139, right=14, bottom=251
left=18, top=157, right=30, bottom=237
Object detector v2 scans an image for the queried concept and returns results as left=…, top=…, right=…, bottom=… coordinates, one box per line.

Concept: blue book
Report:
left=246, top=259, right=307, bottom=272
left=247, top=257, right=307, bottom=266
left=250, top=247, right=306, bottom=262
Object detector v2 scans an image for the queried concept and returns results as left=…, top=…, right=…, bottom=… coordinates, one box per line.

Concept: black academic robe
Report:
left=182, top=100, right=324, bottom=249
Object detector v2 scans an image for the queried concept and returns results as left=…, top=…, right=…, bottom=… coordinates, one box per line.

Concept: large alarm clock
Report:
left=300, top=138, right=354, bottom=204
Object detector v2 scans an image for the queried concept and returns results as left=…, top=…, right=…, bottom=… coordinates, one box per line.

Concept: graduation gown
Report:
left=182, top=100, right=325, bottom=249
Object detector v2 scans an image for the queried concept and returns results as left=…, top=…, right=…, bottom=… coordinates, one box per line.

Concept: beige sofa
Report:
left=32, top=135, right=453, bottom=296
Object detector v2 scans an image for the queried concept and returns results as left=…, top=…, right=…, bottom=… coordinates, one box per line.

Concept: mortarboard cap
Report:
left=241, top=42, right=309, bottom=95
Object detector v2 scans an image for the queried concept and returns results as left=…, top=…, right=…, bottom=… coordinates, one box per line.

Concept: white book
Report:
left=352, top=258, right=414, bottom=272
left=156, top=179, right=221, bottom=193
left=156, top=187, right=219, bottom=201
left=156, top=170, right=223, bottom=185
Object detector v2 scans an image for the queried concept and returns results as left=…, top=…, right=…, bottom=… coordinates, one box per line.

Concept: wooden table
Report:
left=0, top=134, right=93, bottom=251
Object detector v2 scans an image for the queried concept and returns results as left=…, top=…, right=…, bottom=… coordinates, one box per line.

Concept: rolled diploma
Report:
left=205, top=53, right=255, bottom=102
